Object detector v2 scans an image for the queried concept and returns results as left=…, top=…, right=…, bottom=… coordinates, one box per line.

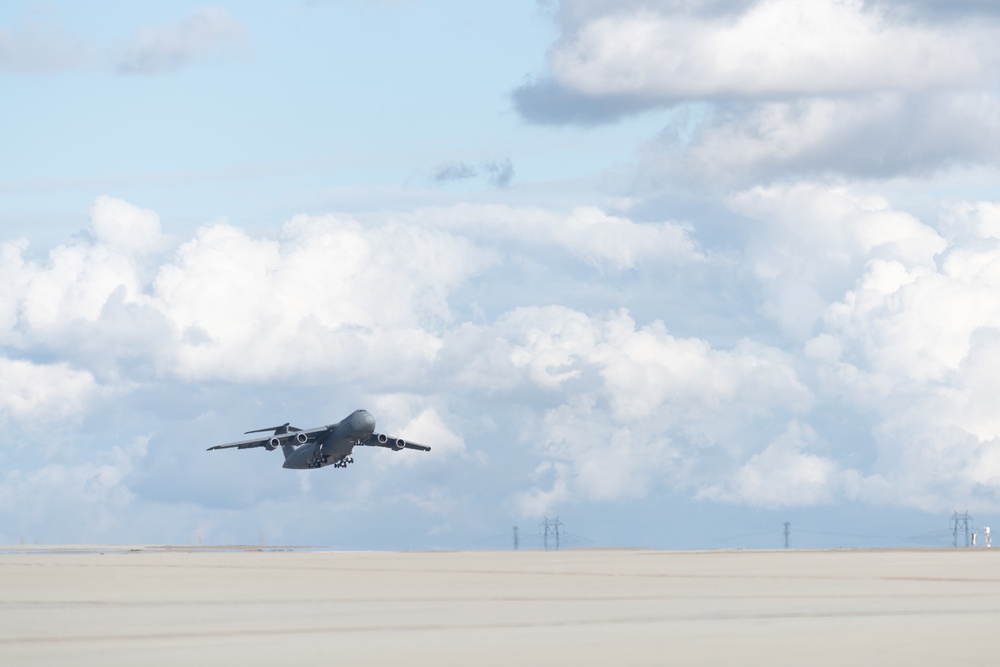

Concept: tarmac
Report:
left=1, top=546, right=998, bottom=666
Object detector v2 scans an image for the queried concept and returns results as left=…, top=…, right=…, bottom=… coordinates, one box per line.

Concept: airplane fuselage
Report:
left=281, top=409, right=376, bottom=469
left=207, top=408, right=429, bottom=469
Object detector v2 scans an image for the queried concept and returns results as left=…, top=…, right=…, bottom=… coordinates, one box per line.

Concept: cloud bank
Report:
left=4, top=187, right=1000, bottom=541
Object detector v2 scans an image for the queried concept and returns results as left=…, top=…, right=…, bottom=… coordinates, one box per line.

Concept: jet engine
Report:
left=376, top=434, right=388, bottom=444
left=295, top=432, right=308, bottom=444
left=267, top=437, right=281, bottom=451
left=393, top=438, right=406, bottom=450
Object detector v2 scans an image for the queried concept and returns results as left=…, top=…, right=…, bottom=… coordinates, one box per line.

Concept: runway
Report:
left=2, top=546, right=998, bottom=665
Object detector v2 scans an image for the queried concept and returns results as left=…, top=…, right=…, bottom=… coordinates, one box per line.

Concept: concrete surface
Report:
left=1, top=547, right=998, bottom=665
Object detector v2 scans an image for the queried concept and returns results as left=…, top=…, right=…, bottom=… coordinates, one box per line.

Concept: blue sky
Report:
left=3, top=0, right=1000, bottom=549
left=2, top=2, right=666, bottom=237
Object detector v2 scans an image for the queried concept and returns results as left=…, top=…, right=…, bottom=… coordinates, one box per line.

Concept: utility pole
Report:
left=513, top=526, right=519, bottom=550
left=540, top=517, right=564, bottom=550
left=784, top=522, right=791, bottom=549
left=951, top=511, right=973, bottom=547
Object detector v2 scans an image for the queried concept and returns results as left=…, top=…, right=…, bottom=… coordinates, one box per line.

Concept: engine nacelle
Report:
left=376, top=433, right=388, bottom=444
left=295, top=432, right=308, bottom=444
left=393, top=438, right=406, bottom=450
left=267, top=437, right=281, bottom=451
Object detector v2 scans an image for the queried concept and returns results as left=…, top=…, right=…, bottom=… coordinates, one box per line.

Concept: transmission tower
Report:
left=540, top=517, right=564, bottom=550
left=513, top=526, right=519, bottom=550
left=784, top=522, right=790, bottom=549
left=951, top=511, right=973, bottom=547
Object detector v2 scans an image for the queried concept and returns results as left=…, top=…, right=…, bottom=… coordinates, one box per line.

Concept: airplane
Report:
left=206, top=409, right=430, bottom=470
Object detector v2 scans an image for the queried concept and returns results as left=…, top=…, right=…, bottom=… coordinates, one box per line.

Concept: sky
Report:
left=3, top=0, right=1000, bottom=550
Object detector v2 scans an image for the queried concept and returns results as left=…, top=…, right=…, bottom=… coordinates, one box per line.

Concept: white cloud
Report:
left=0, top=197, right=164, bottom=365
left=117, top=7, right=249, bottom=75
left=656, top=92, right=1000, bottom=182
left=89, top=195, right=167, bottom=256
left=546, top=0, right=996, bottom=101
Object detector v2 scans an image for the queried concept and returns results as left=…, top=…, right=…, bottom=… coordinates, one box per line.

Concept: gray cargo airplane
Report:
left=207, top=409, right=431, bottom=470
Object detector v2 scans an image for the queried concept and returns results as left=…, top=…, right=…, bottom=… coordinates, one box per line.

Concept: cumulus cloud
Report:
left=155, top=214, right=491, bottom=383
left=0, top=197, right=168, bottom=377
left=757, top=184, right=1000, bottom=511
left=478, top=306, right=812, bottom=515
left=0, top=13, right=97, bottom=73
left=728, top=182, right=946, bottom=338
left=117, top=7, right=249, bottom=75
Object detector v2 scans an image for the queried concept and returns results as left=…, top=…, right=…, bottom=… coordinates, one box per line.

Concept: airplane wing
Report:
left=206, top=436, right=272, bottom=451
left=362, top=433, right=432, bottom=452
left=207, top=425, right=330, bottom=451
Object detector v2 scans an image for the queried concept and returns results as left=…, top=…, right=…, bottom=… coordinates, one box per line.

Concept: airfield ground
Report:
left=1, top=546, right=998, bottom=665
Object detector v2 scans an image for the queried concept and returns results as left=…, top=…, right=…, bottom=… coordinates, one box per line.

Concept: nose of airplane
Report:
left=353, top=410, right=376, bottom=430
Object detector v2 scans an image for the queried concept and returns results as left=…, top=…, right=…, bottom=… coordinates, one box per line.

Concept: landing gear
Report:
left=333, top=456, right=354, bottom=469
left=307, top=456, right=327, bottom=469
